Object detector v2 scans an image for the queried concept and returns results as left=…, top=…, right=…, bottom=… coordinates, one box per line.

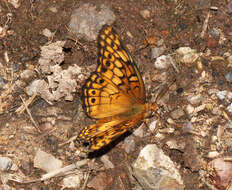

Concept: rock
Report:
left=153, top=55, right=173, bottom=69
left=69, top=3, right=115, bottom=41
left=166, top=139, right=185, bottom=151
left=49, top=6, right=58, bottom=13
left=187, top=94, right=203, bottom=105
left=185, top=104, right=194, bottom=115
left=133, top=124, right=145, bottom=137
left=151, top=46, right=166, bottom=59
left=216, top=90, right=232, bottom=100
left=20, top=69, right=35, bottom=80
left=0, top=77, right=6, bottom=89
left=0, top=157, right=13, bottom=171
left=228, top=55, right=232, bottom=65
left=62, top=174, right=83, bottom=189
left=0, top=184, right=11, bottom=190
left=34, top=149, right=62, bottom=172
left=124, top=135, right=136, bottom=154
left=87, top=172, right=113, bottom=190
left=208, top=158, right=232, bottom=189
left=207, top=37, right=219, bottom=49
left=148, top=120, right=158, bottom=133
left=20, top=160, right=31, bottom=175
left=196, top=0, right=211, bottom=10
left=227, top=103, right=232, bottom=113
left=133, top=144, right=184, bottom=190
left=140, top=9, right=151, bottom=19
left=194, top=104, right=206, bottom=114
left=207, top=151, right=220, bottom=158
left=176, top=47, right=199, bottom=64
left=170, top=108, right=185, bottom=119
left=8, top=0, right=20, bottom=9
left=100, top=155, right=114, bottom=169
left=42, top=28, right=54, bottom=38
left=182, top=122, right=194, bottom=134
left=227, top=0, right=232, bottom=13
left=39, top=41, right=65, bottom=74
left=225, top=71, right=232, bottom=82
left=26, top=63, right=83, bottom=102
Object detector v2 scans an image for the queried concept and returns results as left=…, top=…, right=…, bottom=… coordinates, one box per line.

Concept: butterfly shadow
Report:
left=86, top=131, right=132, bottom=158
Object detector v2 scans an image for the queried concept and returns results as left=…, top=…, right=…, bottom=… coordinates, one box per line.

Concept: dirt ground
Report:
left=1, top=0, right=232, bottom=189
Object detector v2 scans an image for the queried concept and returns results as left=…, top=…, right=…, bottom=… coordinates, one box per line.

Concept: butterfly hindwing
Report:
left=80, top=114, right=144, bottom=150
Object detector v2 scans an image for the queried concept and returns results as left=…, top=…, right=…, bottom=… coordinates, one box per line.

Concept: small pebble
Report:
left=151, top=46, right=165, bottom=59
left=194, top=104, right=206, bottom=113
left=208, top=158, right=232, bottom=189
left=124, top=135, right=136, bottom=154
left=42, top=28, right=53, bottom=38
left=8, top=0, right=20, bottom=8
left=153, top=55, right=172, bottom=69
left=225, top=71, right=232, bottom=82
left=216, top=90, right=227, bottom=100
left=0, top=157, right=13, bottom=171
left=20, top=69, right=35, bottom=80
left=185, top=104, right=194, bottom=115
left=209, top=28, right=220, bottom=38
left=0, top=184, right=11, bottom=190
left=0, top=77, right=6, bottom=89
left=140, top=9, right=150, bottom=19
left=87, top=172, right=113, bottom=190
left=182, top=122, right=194, bottom=134
left=148, top=120, right=158, bottom=133
left=166, top=139, right=185, bottom=150
left=227, top=0, right=232, bottom=13
left=228, top=55, right=232, bottom=65
left=49, top=6, right=58, bottom=13
left=34, top=149, right=62, bottom=172
left=62, top=174, right=83, bottom=189
left=69, top=3, right=116, bottom=41
left=207, top=37, right=219, bottom=49
left=227, top=103, right=232, bottom=113
left=170, top=108, right=185, bottom=119
left=0, top=26, right=7, bottom=38
left=207, top=151, right=220, bottom=158
left=100, top=155, right=114, bottom=169
left=176, top=47, right=199, bottom=64
left=187, top=94, right=202, bottom=105
left=133, top=124, right=144, bottom=137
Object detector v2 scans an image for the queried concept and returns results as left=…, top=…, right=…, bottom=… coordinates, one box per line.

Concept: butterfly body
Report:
left=80, top=25, right=157, bottom=150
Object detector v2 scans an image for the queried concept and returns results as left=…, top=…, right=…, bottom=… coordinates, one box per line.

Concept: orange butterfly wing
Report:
left=80, top=25, right=153, bottom=150
left=82, top=26, right=146, bottom=119
left=97, top=26, right=145, bottom=103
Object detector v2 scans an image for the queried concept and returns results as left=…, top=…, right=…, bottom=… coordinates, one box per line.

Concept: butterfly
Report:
left=79, top=25, right=157, bottom=150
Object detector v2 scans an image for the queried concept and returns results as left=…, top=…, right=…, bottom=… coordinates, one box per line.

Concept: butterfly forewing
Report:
left=97, top=26, right=145, bottom=103
left=82, top=72, right=134, bottom=119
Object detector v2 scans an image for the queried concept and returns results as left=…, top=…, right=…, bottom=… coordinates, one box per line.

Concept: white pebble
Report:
left=154, top=55, right=172, bottom=69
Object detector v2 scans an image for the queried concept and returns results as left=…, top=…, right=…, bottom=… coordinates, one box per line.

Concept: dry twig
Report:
left=19, top=95, right=41, bottom=133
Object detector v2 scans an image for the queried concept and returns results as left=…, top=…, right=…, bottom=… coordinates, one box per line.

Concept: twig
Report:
left=81, top=169, right=90, bottom=190
left=200, top=12, right=210, bottom=39
left=19, top=95, right=41, bottom=133
left=59, top=135, right=77, bottom=147
left=19, top=159, right=88, bottom=183
left=16, top=94, right=37, bottom=114
left=119, top=176, right=126, bottom=190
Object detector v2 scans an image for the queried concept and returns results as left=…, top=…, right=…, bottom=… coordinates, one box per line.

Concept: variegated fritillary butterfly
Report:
left=80, top=25, right=157, bottom=150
